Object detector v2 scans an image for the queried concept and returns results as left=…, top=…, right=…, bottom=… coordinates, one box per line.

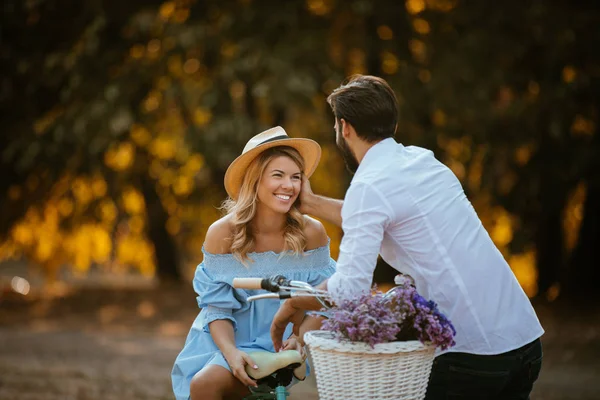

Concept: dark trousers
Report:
left=425, top=338, right=543, bottom=400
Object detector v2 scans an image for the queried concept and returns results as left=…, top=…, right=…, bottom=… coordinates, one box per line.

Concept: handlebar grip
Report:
left=232, top=278, right=263, bottom=290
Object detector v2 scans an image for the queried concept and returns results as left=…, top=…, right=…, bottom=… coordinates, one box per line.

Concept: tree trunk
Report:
left=567, top=180, right=600, bottom=298
left=564, top=117, right=600, bottom=300
left=140, top=176, right=181, bottom=282
left=535, top=161, right=567, bottom=298
left=535, top=202, right=565, bottom=297
left=365, top=14, right=383, bottom=77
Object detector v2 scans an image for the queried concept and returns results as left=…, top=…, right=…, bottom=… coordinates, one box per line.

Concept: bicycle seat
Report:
left=245, top=350, right=306, bottom=381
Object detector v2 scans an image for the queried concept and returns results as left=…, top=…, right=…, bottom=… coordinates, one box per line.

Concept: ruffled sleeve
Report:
left=193, top=255, right=245, bottom=333
left=303, top=245, right=337, bottom=287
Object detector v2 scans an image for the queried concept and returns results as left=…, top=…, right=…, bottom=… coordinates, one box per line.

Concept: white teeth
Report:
left=275, top=194, right=291, bottom=200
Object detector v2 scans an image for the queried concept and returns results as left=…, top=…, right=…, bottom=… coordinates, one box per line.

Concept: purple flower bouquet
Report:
left=320, top=281, right=456, bottom=350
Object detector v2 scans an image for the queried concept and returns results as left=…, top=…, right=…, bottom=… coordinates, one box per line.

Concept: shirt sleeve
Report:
left=193, top=264, right=244, bottom=333
left=327, top=181, right=392, bottom=303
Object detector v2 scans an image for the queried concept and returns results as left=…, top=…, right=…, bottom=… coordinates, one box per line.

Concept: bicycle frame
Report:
left=244, top=385, right=288, bottom=400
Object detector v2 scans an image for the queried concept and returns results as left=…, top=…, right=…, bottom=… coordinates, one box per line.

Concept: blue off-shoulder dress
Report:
left=171, top=242, right=336, bottom=400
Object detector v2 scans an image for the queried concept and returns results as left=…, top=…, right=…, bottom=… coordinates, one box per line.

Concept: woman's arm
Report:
left=203, top=218, right=258, bottom=386
left=209, top=320, right=258, bottom=387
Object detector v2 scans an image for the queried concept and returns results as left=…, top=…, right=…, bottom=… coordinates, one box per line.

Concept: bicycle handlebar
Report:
left=231, top=274, right=414, bottom=311
left=232, top=275, right=291, bottom=292
left=232, top=277, right=263, bottom=290
left=245, top=292, right=293, bottom=301
left=232, top=274, right=332, bottom=309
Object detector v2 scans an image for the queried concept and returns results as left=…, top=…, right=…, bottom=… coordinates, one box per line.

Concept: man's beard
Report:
left=336, top=127, right=360, bottom=174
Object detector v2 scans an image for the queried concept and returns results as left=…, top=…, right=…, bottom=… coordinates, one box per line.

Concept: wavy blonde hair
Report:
left=222, top=146, right=307, bottom=264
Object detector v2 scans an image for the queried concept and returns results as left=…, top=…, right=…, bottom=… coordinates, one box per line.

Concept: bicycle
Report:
left=232, top=274, right=420, bottom=400
left=231, top=275, right=332, bottom=400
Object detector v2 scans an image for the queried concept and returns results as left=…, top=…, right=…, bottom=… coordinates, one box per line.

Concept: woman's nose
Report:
left=280, top=177, right=293, bottom=189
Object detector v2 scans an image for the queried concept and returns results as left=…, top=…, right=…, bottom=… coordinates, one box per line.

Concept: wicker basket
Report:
left=304, top=331, right=435, bottom=400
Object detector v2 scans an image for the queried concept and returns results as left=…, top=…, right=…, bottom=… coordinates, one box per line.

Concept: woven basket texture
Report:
left=304, top=331, right=435, bottom=400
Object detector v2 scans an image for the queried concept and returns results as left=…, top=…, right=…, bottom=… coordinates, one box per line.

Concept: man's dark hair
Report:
left=327, top=74, right=399, bottom=142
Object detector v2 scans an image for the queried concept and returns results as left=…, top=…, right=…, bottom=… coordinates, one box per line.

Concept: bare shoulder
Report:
left=303, top=215, right=329, bottom=251
left=204, top=215, right=234, bottom=254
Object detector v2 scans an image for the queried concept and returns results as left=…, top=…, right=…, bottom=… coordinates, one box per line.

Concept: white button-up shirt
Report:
left=327, top=138, right=544, bottom=355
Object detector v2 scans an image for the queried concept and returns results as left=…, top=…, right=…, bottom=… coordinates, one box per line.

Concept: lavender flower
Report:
left=320, top=282, right=456, bottom=350
left=321, top=290, right=402, bottom=348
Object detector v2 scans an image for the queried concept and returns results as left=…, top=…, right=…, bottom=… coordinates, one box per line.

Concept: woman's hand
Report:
left=223, top=348, right=258, bottom=388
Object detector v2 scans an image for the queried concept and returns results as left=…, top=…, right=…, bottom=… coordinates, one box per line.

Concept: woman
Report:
left=171, top=127, right=337, bottom=400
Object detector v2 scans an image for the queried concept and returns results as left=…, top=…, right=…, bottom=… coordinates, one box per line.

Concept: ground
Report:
left=0, top=282, right=598, bottom=400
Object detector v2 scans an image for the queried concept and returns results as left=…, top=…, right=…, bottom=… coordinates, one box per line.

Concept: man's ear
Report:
left=340, top=118, right=352, bottom=139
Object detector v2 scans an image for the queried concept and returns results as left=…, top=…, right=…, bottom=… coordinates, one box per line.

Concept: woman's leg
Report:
left=190, top=365, right=250, bottom=400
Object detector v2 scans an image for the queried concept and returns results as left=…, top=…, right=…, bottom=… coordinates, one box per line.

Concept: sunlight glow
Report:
left=377, top=25, right=394, bottom=41
left=406, top=0, right=426, bottom=15
left=11, top=276, right=31, bottom=295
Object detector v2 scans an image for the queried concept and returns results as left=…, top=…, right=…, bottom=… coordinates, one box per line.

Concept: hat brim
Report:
left=224, top=138, right=322, bottom=199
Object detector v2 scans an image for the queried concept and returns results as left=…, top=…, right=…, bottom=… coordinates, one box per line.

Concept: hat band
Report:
left=258, top=134, right=289, bottom=145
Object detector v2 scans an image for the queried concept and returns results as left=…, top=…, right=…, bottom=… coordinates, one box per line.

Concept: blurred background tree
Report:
left=1, top=0, right=598, bottom=301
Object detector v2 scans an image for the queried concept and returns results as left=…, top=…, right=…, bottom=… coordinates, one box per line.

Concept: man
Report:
left=271, top=75, right=544, bottom=399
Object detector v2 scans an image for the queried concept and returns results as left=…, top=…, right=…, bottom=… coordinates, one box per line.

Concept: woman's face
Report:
left=256, top=155, right=302, bottom=214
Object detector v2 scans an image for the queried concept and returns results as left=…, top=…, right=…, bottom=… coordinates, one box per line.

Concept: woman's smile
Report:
left=274, top=193, right=292, bottom=202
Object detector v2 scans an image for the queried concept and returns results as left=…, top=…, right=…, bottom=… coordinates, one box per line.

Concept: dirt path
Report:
left=0, top=285, right=598, bottom=399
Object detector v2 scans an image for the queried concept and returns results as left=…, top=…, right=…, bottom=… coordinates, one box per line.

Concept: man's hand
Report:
left=281, top=336, right=305, bottom=359
left=298, top=175, right=315, bottom=215
left=271, top=300, right=305, bottom=352
left=223, top=348, right=258, bottom=388
left=297, top=175, right=344, bottom=227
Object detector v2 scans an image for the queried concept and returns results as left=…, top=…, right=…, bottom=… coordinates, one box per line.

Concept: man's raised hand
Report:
left=298, top=174, right=315, bottom=215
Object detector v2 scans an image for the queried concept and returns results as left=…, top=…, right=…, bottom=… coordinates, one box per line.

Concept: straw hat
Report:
left=224, top=126, right=321, bottom=199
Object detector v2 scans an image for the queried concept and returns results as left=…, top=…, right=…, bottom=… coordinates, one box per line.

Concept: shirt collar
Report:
left=355, top=137, right=398, bottom=177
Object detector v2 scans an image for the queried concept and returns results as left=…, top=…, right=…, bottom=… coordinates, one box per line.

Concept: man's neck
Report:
left=353, top=138, right=384, bottom=164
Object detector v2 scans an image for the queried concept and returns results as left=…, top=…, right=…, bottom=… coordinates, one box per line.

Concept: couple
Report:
left=172, top=75, right=544, bottom=400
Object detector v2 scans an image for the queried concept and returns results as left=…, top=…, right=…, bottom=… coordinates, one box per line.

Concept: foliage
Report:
left=0, top=0, right=598, bottom=297
left=0, top=0, right=344, bottom=280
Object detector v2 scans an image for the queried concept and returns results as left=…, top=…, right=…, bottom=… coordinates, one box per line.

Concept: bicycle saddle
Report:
left=245, top=350, right=306, bottom=381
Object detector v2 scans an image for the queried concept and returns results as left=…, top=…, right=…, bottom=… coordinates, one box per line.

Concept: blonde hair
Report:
left=222, top=146, right=307, bottom=264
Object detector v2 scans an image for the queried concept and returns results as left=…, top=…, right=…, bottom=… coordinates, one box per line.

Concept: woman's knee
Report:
left=190, top=366, right=248, bottom=400
left=190, top=367, right=223, bottom=399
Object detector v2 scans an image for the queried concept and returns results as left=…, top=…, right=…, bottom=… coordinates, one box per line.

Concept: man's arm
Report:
left=327, top=182, right=390, bottom=302
left=299, top=175, right=343, bottom=227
